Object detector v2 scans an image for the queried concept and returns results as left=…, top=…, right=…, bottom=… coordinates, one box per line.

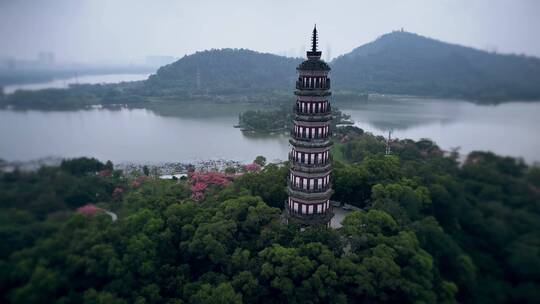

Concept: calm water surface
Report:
left=0, top=104, right=289, bottom=163
left=342, top=96, right=540, bottom=163
left=1, top=96, right=539, bottom=164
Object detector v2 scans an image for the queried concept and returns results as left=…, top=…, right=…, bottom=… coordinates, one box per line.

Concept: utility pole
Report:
left=385, top=130, right=393, bottom=156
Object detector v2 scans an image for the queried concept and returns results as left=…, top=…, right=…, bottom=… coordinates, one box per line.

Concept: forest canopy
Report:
left=1, top=128, right=539, bottom=303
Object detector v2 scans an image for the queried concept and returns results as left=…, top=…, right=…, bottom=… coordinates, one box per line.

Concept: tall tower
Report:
left=286, top=26, right=333, bottom=226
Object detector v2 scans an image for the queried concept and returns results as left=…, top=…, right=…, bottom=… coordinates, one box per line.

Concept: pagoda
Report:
left=285, top=26, right=333, bottom=226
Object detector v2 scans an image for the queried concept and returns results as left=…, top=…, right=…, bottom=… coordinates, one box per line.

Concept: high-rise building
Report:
left=285, top=26, right=333, bottom=226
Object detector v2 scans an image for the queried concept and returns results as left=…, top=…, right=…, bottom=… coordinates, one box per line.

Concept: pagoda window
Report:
left=302, top=204, right=307, bottom=214
left=308, top=205, right=314, bottom=214
left=293, top=202, right=299, bottom=212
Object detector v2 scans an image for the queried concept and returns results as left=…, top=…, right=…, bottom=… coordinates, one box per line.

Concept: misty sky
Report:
left=1, top=0, right=539, bottom=63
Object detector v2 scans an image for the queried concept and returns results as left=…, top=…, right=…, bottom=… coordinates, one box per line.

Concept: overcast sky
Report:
left=1, top=0, right=539, bottom=63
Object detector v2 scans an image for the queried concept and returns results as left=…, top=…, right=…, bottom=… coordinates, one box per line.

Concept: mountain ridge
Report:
left=143, top=31, right=540, bottom=102
left=331, top=31, right=540, bottom=100
left=3, top=31, right=540, bottom=108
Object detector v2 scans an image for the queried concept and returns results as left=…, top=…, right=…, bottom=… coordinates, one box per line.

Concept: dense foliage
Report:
left=1, top=132, right=539, bottom=303
left=332, top=126, right=540, bottom=303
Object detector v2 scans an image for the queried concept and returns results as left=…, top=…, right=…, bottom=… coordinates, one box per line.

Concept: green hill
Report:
left=332, top=31, right=540, bottom=101
left=4, top=32, right=540, bottom=108
left=145, top=48, right=301, bottom=96
left=146, top=32, right=540, bottom=102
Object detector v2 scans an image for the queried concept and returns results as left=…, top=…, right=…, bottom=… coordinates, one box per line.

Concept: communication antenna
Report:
left=196, top=66, right=201, bottom=90
left=385, top=129, right=393, bottom=156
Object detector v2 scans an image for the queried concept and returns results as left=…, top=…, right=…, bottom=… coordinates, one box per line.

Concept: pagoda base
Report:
left=284, top=202, right=334, bottom=227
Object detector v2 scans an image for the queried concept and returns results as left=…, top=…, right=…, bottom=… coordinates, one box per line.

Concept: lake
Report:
left=1, top=96, right=539, bottom=165
left=343, top=95, right=540, bottom=164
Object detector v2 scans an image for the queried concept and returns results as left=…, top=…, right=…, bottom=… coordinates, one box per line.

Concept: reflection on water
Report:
left=0, top=105, right=290, bottom=164
left=4, top=73, right=151, bottom=94
left=337, top=96, right=540, bottom=163
left=0, top=97, right=539, bottom=164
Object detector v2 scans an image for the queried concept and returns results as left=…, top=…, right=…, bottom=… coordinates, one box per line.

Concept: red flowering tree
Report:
left=131, top=175, right=148, bottom=189
left=188, top=171, right=232, bottom=201
left=76, top=204, right=103, bottom=216
left=243, top=163, right=262, bottom=172
left=112, top=187, right=124, bottom=201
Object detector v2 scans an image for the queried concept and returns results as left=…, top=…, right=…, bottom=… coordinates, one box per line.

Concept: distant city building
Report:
left=38, top=52, right=55, bottom=65
left=145, top=55, right=176, bottom=67
left=285, top=26, right=334, bottom=226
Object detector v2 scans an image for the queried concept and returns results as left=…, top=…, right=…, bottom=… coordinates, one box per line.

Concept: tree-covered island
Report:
left=237, top=104, right=353, bottom=133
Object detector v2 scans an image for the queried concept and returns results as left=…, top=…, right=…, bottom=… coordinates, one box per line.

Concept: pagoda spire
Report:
left=311, top=24, right=318, bottom=52
left=307, top=24, right=322, bottom=59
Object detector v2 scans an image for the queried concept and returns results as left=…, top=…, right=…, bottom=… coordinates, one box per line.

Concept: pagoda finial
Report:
left=306, top=24, right=322, bottom=59
left=311, top=24, right=318, bottom=52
